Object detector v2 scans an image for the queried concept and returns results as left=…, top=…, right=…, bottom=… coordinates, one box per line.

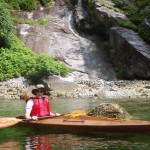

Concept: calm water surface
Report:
left=0, top=98, right=150, bottom=150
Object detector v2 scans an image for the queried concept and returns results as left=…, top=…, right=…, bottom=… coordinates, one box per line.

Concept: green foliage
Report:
left=130, top=14, right=144, bottom=26
left=37, top=18, right=53, bottom=25
left=4, top=0, right=53, bottom=11
left=87, top=0, right=107, bottom=35
left=114, top=66, right=127, bottom=79
left=24, top=54, right=72, bottom=82
left=39, top=0, right=52, bottom=7
left=87, top=0, right=95, bottom=20
left=101, top=1, right=121, bottom=12
left=103, top=41, right=111, bottom=49
left=113, top=0, right=150, bottom=42
left=12, top=17, right=53, bottom=27
left=122, top=6, right=137, bottom=17
left=4, top=0, right=38, bottom=11
left=64, top=0, right=73, bottom=8
left=0, top=35, right=72, bottom=82
left=110, top=48, right=117, bottom=54
left=0, top=2, right=14, bottom=48
left=118, top=20, right=137, bottom=31
left=112, top=0, right=124, bottom=8
left=138, top=26, right=150, bottom=42
left=136, top=0, right=150, bottom=9
left=0, top=35, right=35, bottom=81
left=18, top=0, right=37, bottom=12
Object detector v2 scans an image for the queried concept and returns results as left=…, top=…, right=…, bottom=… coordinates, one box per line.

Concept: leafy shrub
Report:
left=112, top=0, right=124, bottom=8
left=24, top=54, right=72, bottom=82
left=18, top=0, right=37, bottom=11
left=0, top=35, right=72, bottom=82
left=136, top=0, right=150, bottom=9
left=118, top=20, right=137, bottom=31
left=138, top=26, right=150, bottom=42
left=0, top=2, right=14, bottom=48
left=4, top=0, right=37, bottom=11
left=39, top=0, right=52, bottom=7
left=0, top=35, right=35, bottom=81
left=130, top=14, right=144, bottom=26
left=4, top=0, right=53, bottom=11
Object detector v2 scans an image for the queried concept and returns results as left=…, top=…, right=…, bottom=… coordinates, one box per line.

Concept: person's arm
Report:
left=25, top=99, right=38, bottom=120
left=25, top=109, right=32, bottom=119
left=50, top=112, right=55, bottom=116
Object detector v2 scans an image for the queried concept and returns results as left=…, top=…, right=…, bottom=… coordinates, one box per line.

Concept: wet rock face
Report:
left=110, top=27, right=150, bottom=79
left=88, top=103, right=131, bottom=120
left=95, top=1, right=127, bottom=34
left=73, top=6, right=92, bottom=34
left=93, top=0, right=150, bottom=79
left=12, top=2, right=116, bottom=81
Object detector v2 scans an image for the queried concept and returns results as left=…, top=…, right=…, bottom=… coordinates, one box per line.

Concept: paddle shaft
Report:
left=22, top=115, right=62, bottom=121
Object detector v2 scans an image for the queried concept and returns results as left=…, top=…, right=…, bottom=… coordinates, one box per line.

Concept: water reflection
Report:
left=22, top=133, right=150, bottom=150
left=25, top=135, right=50, bottom=150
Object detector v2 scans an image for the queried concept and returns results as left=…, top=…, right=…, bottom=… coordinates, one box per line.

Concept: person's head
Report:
left=32, top=84, right=46, bottom=96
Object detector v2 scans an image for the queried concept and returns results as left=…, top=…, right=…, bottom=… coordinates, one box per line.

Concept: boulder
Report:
left=95, top=1, right=127, bottom=33
left=88, top=103, right=131, bottom=120
left=40, top=75, right=79, bottom=96
left=109, top=27, right=150, bottom=79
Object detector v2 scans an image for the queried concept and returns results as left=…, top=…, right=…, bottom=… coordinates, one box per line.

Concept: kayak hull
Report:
left=17, top=116, right=150, bottom=134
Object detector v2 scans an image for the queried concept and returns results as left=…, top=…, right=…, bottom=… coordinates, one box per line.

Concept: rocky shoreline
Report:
left=0, top=74, right=150, bottom=100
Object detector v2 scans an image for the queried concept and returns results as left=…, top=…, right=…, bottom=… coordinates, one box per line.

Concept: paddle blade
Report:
left=0, top=117, right=21, bottom=129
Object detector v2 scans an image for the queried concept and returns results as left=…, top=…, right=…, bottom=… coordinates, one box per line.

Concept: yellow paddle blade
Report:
left=0, top=117, right=21, bottom=129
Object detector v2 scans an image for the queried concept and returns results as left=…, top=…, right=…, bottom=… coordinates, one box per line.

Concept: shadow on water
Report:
left=0, top=98, right=150, bottom=149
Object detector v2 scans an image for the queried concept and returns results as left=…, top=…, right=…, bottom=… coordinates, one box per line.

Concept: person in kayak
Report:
left=25, top=84, right=60, bottom=120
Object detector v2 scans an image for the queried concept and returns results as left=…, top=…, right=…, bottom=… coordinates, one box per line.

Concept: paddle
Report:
left=22, top=115, right=62, bottom=121
left=0, top=115, right=62, bottom=129
left=0, top=117, right=23, bottom=129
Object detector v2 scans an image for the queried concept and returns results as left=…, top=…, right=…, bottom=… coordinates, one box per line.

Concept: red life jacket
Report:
left=29, top=97, right=50, bottom=117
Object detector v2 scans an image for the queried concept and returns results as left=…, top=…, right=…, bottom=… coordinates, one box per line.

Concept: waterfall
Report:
left=77, top=0, right=82, bottom=8
left=61, top=6, right=116, bottom=80
left=66, top=11, right=80, bottom=38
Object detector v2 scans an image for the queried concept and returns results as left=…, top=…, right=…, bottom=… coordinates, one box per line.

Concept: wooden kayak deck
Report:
left=17, top=116, right=150, bottom=134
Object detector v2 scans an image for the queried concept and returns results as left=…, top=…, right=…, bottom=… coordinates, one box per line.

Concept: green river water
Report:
left=0, top=98, right=150, bottom=150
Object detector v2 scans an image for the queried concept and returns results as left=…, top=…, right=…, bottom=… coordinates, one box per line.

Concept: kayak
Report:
left=1, top=116, right=150, bottom=134
left=17, top=116, right=150, bottom=134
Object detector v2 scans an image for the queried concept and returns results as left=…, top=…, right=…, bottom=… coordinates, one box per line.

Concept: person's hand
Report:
left=32, top=116, right=38, bottom=120
left=55, top=113, right=61, bottom=116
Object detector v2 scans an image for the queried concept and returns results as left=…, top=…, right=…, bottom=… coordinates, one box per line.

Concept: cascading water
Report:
left=64, top=1, right=116, bottom=81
